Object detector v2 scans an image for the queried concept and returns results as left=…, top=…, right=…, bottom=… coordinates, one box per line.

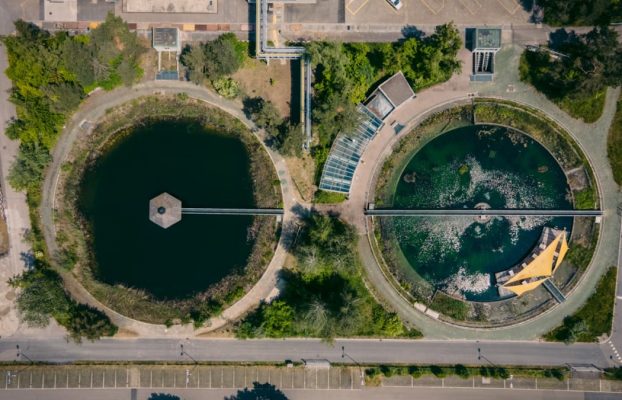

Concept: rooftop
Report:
left=153, top=27, right=179, bottom=50
left=474, top=27, right=502, bottom=50
left=318, top=106, right=384, bottom=193
left=149, top=192, right=182, bottom=229
left=365, top=71, right=415, bottom=120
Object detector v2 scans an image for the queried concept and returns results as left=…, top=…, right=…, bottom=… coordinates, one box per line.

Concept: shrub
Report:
left=430, top=365, right=447, bottom=378
left=454, top=364, right=470, bottom=379
left=212, top=77, right=240, bottom=99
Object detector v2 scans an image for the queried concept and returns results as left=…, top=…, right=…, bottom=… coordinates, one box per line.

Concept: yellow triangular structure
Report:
left=553, top=231, right=568, bottom=273
left=505, top=233, right=562, bottom=285
left=504, top=278, right=548, bottom=296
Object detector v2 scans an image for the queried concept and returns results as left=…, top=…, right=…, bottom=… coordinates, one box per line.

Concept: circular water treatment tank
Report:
left=79, top=119, right=259, bottom=300
left=385, top=124, right=572, bottom=301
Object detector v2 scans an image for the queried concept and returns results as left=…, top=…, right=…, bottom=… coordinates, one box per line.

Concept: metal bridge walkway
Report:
left=181, top=208, right=284, bottom=216
left=364, top=209, right=602, bottom=217
left=542, top=279, right=566, bottom=303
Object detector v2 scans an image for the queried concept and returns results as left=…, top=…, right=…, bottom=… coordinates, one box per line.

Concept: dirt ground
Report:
left=0, top=217, right=8, bottom=255
left=233, top=59, right=293, bottom=119
left=285, top=153, right=316, bottom=201
left=139, top=38, right=158, bottom=82
left=159, top=51, right=178, bottom=71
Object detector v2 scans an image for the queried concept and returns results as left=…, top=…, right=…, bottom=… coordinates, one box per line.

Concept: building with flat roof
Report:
left=469, top=27, right=502, bottom=82
left=152, top=27, right=181, bottom=53
left=364, top=71, right=415, bottom=120
left=125, top=0, right=217, bottom=13
left=152, top=27, right=181, bottom=80
left=44, top=0, right=78, bottom=22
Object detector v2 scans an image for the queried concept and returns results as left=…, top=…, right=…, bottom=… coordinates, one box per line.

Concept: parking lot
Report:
left=382, top=374, right=622, bottom=393
left=0, top=365, right=363, bottom=391
left=345, top=0, right=532, bottom=26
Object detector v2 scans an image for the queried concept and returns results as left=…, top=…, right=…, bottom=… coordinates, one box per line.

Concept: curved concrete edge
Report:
left=40, top=81, right=300, bottom=338
left=344, top=73, right=622, bottom=340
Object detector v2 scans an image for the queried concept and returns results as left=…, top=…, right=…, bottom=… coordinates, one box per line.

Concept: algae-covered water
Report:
left=390, top=125, right=572, bottom=301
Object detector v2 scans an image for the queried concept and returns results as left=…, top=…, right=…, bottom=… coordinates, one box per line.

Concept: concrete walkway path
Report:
left=38, top=81, right=301, bottom=338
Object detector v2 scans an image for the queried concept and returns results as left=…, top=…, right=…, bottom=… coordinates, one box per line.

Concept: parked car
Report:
left=387, top=0, right=403, bottom=10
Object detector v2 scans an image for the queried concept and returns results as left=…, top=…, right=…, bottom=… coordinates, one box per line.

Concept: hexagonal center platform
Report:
left=149, top=192, right=182, bottom=229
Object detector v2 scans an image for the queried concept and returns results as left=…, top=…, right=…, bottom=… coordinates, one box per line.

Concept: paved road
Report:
left=0, top=337, right=611, bottom=367
left=0, top=387, right=611, bottom=400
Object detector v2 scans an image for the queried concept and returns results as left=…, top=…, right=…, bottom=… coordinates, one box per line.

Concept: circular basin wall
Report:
left=79, top=119, right=257, bottom=300
left=388, top=124, right=572, bottom=301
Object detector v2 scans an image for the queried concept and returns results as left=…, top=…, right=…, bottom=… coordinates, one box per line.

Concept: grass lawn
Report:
left=607, top=93, right=622, bottom=186
left=314, top=190, right=348, bottom=204
left=429, top=292, right=469, bottom=321
left=232, top=59, right=294, bottom=119
left=555, top=89, right=606, bottom=123
left=544, top=267, right=616, bottom=342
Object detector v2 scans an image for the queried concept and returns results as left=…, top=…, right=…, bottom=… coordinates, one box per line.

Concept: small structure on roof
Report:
left=149, top=192, right=182, bottom=229
left=364, top=71, right=415, bottom=120
left=152, top=27, right=181, bottom=80
left=468, top=27, right=502, bottom=82
left=153, top=27, right=181, bottom=52
left=496, top=227, right=569, bottom=297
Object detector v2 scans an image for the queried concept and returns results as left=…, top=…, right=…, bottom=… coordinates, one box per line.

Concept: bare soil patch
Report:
left=0, top=217, right=9, bottom=255
left=138, top=38, right=158, bottom=82
left=233, top=59, right=293, bottom=119
left=285, top=153, right=316, bottom=201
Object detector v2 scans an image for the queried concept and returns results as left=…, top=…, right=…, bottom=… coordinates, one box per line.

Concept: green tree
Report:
left=278, top=123, right=304, bottom=157
left=181, top=44, right=207, bottom=84
left=521, top=26, right=622, bottom=106
left=243, top=97, right=282, bottom=138
left=260, top=300, right=295, bottom=337
left=66, top=304, right=118, bottom=341
left=62, top=39, right=96, bottom=88
left=12, top=269, right=69, bottom=327
left=204, top=33, right=245, bottom=79
left=538, top=0, right=622, bottom=26
left=8, top=143, right=51, bottom=191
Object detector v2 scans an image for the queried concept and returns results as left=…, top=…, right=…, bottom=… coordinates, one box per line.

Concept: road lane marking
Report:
left=420, top=0, right=444, bottom=15
left=346, top=0, right=369, bottom=15
left=609, top=342, right=622, bottom=362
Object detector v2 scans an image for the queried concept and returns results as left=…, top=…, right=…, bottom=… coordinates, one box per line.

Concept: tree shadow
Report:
left=548, top=28, right=580, bottom=52
left=290, top=203, right=309, bottom=220
left=242, top=96, right=264, bottom=119
left=401, top=25, right=425, bottom=40
left=148, top=393, right=181, bottom=400
left=225, top=382, right=289, bottom=400
left=518, top=0, right=534, bottom=12
left=19, top=251, right=35, bottom=269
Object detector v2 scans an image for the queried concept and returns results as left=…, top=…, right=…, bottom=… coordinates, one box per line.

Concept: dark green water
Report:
left=390, top=125, right=572, bottom=301
left=79, top=119, right=257, bottom=300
